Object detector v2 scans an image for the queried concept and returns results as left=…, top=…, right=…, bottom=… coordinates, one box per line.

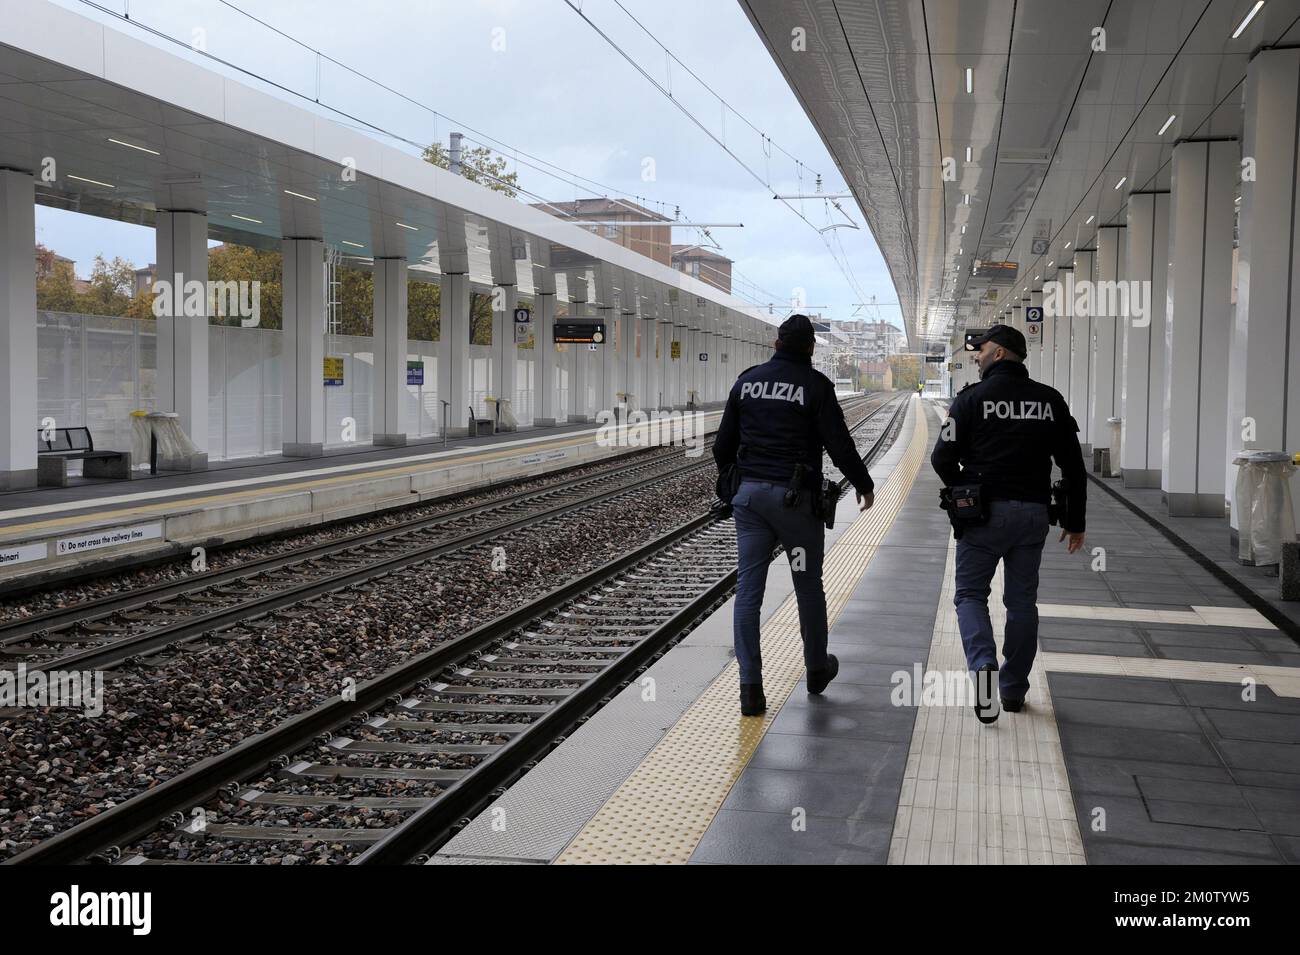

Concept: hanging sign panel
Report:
left=553, top=321, right=606, bottom=344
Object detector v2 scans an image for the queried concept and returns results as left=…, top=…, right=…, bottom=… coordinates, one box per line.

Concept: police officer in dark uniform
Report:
left=931, top=323, right=1087, bottom=724
left=713, top=314, right=876, bottom=716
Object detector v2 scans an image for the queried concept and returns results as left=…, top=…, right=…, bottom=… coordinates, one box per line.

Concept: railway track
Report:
left=3, top=393, right=907, bottom=865
left=0, top=397, right=881, bottom=675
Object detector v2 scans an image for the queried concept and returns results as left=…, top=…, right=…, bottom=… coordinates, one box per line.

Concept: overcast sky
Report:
left=41, top=0, right=902, bottom=331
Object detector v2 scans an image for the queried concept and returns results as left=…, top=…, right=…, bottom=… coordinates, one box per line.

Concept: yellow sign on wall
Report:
left=324, top=356, right=344, bottom=386
left=671, top=341, right=681, bottom=360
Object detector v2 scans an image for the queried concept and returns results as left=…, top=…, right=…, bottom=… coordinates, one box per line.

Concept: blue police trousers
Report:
left=733, top=480, right=828, bottom=685
left=953, top=499, right=1051, bottom=702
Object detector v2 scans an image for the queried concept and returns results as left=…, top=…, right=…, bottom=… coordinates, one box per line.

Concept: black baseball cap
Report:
left=777, top=313, right=816, bottom=351
left=964, top=323, right=1027, bottom=359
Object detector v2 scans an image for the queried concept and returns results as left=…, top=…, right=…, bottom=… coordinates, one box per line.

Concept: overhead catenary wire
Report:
left=561, top=0, right=876, bottom=320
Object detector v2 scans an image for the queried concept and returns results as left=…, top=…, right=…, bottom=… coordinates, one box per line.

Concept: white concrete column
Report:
left=1231, top=47, right=1300, bottom=535
left=0, top=170, right=36, bottom=489
left=1089, top=224, right=1125, bottom=460
left=281, top=238, right=326, bottom=457
left=699, top=322, right=713, bottom=403
left=1051, top=267, right=1073, bottom=393
left=599, top=306, right=617, bottom=415
left=569, top=301, right=590, bottom=423
left=1069, top=251, right=1095, bottom=451
left=155, top=210, right=209, bottom=465
left=705, top=313, right=716, bottom=404
left=1163, top=138, right=1237, bottom=517
left=682, top=324, right=696, bottom=407
left=1121, top=192, right=1170, bottom=487
left=673, top=322, right=689, bottom=405
left=490, top=284, right=516, bottom=413
left=371, top=257, right=408, bottom=446
left=639, top=317, right=656, bottom=410
left=614, top=311, right=632, bottom=411
left=1035, top=288, right=1053, bottom=386
left=1026, top=289, right=1045, bottom=381
left=534, top=292, right=557, bottom=426
left=438, top=272, right=471, bottom=436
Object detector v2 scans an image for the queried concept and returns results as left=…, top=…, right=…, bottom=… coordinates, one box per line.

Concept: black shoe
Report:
left=807, top=654, right=839, bottom=695
left=1001, top=696, right=1024, bottom=713
left=974, top=663, right=999, bottom=724
left=740, top=683, right=766, bottom=717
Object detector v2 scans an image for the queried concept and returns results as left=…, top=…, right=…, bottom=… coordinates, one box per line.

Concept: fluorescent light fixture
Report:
left=1158, top=114, right=1177, bottom=135
left=965, top=68, right=973, bottom=93
left=395, top=221, right=418, bottom=231
left=959, top=248, right=963, bottom=254
left=1235, top=195, right=1242, bottom=203
left=1085, top=215, right=1095, bottom=224
left=965, top=146, right=972, bottom=162
left=1114, top=176, right=1127, bottom=190
left=1034, top=276, right=1040, bottom=281
left=107, top=137, right=160, bottom=156
left=1047, top=261, right=1054, bottom=267
left=961, top=225, right=966, bottom=234
left=230, top=213, right=262, bottom=224
left=963, top=193, right=970, bottom=204
left=1065, top=241, right=1072, bottom=250
left=283, top=189, right=316, bottom=201
left=341, top=240, right=365, bottom=248
left=1232, top=1, right=1264, bottom=39
left=67, top=174, right=114, bottom=188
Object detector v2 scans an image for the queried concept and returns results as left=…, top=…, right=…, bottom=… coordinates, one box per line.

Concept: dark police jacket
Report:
left=931, top=359, right=1087, bottom=532
left=713, top=349, right=874, bottom=497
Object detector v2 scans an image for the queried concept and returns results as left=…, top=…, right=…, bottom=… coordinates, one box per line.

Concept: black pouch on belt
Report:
left=1048, top=479, right=1068, bottom=526
left=948, top=483, right=988, bottom=526
left=783, top=462, right=807, bottom=508
left=815, top=478, right=841, bottom=530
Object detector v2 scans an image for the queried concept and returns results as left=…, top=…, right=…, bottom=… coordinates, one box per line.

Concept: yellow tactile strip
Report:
left=888, top=540, right=1085, bottom=865
left=554, top=397, right=928, bottom=864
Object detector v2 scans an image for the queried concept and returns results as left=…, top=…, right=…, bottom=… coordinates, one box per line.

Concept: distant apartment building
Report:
left=530, top=198, right=672, bottom=266
left=860, top=360, right=894, bottom=391
left=133, top=263, right=156, bottom=295
left=670, top=244, right=732, bottom=293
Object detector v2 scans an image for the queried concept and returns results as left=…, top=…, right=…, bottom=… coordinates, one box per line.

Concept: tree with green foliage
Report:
left=35, top=243, right=79, bottom=312
left=409, top=279, right=441, bottom=341
left=422, top=143, right=519, bottom=197
left=207, top=244, right=283, bottom=328
left=889, top=353, right=921, bottom=391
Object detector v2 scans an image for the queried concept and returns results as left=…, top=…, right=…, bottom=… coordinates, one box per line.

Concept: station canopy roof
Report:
left=740, top=0, right=1300, bottom=348
left=0, top=0, right=766, bottom=338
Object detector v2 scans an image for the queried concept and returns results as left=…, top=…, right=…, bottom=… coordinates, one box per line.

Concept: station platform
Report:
left=0, top=410, right=722, bottom=592
left=432, top=396, right=1300, bottom=865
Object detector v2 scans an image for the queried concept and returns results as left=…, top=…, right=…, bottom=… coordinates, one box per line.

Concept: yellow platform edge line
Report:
left=554, top=396, right=928, bottom=864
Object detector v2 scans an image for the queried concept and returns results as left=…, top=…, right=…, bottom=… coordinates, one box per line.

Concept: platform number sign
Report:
left=514, top=306, right=532, bottom=345
left=1025, top=305, right=1044, bottom=343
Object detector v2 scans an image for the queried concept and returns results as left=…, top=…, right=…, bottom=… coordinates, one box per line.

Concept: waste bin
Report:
left=1106, top=417, right=1122, bottom=477
left=1232, top=450, right=1297, bottom=566
left=485, top=397, right=518, bottom=433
